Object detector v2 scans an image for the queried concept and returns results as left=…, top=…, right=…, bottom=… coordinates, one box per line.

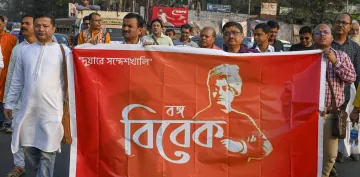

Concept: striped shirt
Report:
left=325, top=48, right=357, bottom=107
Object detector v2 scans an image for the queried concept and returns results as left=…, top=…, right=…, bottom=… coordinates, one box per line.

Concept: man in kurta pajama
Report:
left=4, top=14, right=70, bottom=177
left=4, top=15, right=38, bottom=177
left=0, top=15, right=17, bottom=130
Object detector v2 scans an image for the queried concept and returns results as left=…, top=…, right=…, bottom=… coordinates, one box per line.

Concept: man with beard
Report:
left=77, top=13, right=110, bottom=45
left=331, top=13, right=360, bottom=166
left=4, top=14, right=71, bottom=177
left=173, top=24, right=198, bottom=47
left=199, top=27, right=221, bottom=50
left=267, top=20, right=284, bottom=52
left=289, top=26, right=315, bottom=51
left=350, top=20, right=360, bottom=45
left=122, top=13, right=144, bottom=45
left=4, top=15, right=37, bottom=177
left=0, top=16, right=17, bottom=131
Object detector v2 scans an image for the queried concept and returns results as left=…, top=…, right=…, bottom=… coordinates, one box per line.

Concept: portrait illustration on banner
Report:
left=120, top=64, right=273, bottom=165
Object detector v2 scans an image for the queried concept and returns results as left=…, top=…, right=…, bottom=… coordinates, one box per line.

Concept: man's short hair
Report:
left=208, top=64, right=242, bottom=96
left=34, top=13, right=55, bottom=26
left=181, top=24, right=192, bottom=31
left=89, top=13, right=101, bottom=21
left=335, top=12, right=353, bottom=24
left=299, top=26, right=312, bottom=35
left=165, top=29, right=175, bottom=35
left=202, top=27, right=216, bottom=38
left=255, top=23, right=271, bottom=33
left=151, top=18, right=164, bottom=28
left=267, top=20, right=280, bottom=29
left=0, top=16, right=5, bottom=23
left=83, top=16, right=90, bottom=21
left=22, top=15, right=34, bottom=20
left=123, top=13, right=144, bottom=28
left=222, top=22, right=243, bottom=34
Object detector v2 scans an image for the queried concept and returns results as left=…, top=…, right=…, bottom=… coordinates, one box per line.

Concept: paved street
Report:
left=0, top=131, right=359, bottom=177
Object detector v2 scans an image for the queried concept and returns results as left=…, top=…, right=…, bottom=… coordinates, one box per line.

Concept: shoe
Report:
left=335, top=152, right=344, bottom=163
left=7, top=166, right=25, bottom=177
left=4, top=122, right=12, bottom=133
left=0, top=121, right=5, bottom=131
left=350, top=154, right=360, bottom=161
left=329, top=168, right=338, bottom=177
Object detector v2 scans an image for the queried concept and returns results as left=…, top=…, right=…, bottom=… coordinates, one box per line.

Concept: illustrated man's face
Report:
left=211, top=78, right=236, bottom=108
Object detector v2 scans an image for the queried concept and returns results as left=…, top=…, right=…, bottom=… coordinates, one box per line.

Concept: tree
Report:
left=281, top=0, right=346, bottom=24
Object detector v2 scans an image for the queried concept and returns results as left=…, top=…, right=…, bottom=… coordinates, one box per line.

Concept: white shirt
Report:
left=0, top=46, right=4, bottom=68
left=4, top=40, right=30, bottom=114
left=4, top=42, right=71, bottom=153
left=255, top=44, right=275, bottom=53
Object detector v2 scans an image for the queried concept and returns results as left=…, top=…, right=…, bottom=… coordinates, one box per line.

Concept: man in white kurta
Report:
left=4, top=14, right=70, bottom=177
left=3, top=15, right=38, bottom=177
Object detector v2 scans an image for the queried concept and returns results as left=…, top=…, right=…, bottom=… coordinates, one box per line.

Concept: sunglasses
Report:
left=300, top=37, right=310, bottom=41
left=314, top=30, right=330, bottom=35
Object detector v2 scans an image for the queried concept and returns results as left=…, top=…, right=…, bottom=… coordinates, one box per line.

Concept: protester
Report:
left=330, top=13, right=360, bottom=166
left=0, top=15, right=18, bottom=131
left=252, top=23, right=274, bottom=53
left=267, top=20, right=284, bottom=52
left=290, top=26, right=315, bottom=51
left=350, top=20, right=360, bottom=45
left=142, top=18, right=173, bottom=46
left=313, top=24, right=356, bottom=177
left=4, top=15, right=37, bottom=177
left=173, top=24, right=198, bottom=47
left=76, top=0, right=101, bottom=10
left=222, top=22, right=258, bottom=53
left=165, top=29, right=176, bottom=41
left=198, top=27, right=221, bottom=50
left=122, top=13, right=144, bottom=45
left=77, top=13, right=110, bottom=45
left=4, top=13, right=71, bottom=177
left=73, top=16, right=90, bottom=46
left=139, top=22, right=147, bottom=38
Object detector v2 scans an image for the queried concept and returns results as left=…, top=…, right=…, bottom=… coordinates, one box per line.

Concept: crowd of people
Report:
left=0, top=11, right=360, bottom=177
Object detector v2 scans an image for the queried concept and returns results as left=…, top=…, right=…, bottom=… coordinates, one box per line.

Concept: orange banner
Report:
left=69, top=45, right=325, bottom=177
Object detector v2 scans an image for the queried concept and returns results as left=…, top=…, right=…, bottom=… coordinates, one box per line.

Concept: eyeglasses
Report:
left=223, top=31, right=241, bottom=37
left=314, top=30, right=330, bottom=35
left=300, top=37, right=310, bottom=41
left=335, top=20, right=351, bottom=26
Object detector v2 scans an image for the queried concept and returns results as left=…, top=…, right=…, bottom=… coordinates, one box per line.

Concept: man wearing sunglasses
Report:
left=73, top=16, right=90, bottom=47
left=331, top=13, right=360, bottom=166
left=289, top=26, right=315, bottom=51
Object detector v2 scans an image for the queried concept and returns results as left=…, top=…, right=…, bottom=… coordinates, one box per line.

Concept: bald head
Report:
left=200, top=27, right=217, bottom=48
left=313, top=24, right=333, bottom=49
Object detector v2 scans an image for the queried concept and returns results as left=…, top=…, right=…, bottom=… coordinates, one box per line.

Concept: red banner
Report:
left=69, top=45, right=325, bottom=177
left=151, top=6, right=188, bottom=27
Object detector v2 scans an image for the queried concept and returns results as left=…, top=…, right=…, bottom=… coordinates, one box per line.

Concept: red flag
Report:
left=69, top=45, right=325, bottom=177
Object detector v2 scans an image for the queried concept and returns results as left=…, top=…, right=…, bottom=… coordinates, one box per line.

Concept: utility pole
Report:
left=248, top=0, right=251, bottom=15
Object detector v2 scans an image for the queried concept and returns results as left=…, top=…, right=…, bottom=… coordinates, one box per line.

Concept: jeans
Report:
left=0, top=102, right=7, bottom=123
left=23, top=147, right=56, bottom=177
